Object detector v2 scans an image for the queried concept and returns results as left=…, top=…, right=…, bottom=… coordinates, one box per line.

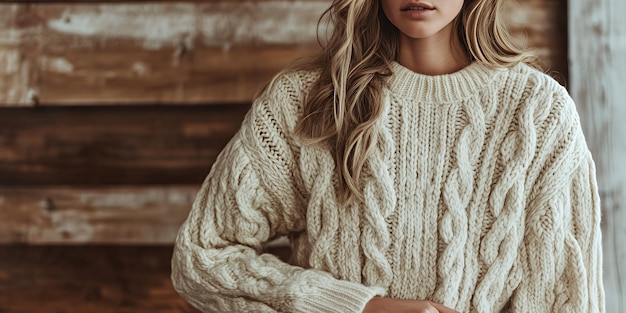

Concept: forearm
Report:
left=171, top=236, right=385, bottom=313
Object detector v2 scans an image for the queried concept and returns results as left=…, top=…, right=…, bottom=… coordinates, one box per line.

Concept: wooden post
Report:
left=569, top=0, right=626, bottom=310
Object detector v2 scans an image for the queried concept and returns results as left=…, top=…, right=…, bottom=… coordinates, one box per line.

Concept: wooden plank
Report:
left=0, top=186, right=197, bottom=244
left=35, top=45, right=315, bottom=105
left=0, top=0, right=566, bottom=106
left=0, top=1, right=326, bottom=106
left=30, top=1, right=325, bottom=105
left=569, top=0, right=626, bottom=310
left=0, top=245, right=291, bottom=312
left=0, top=246, right=198, bottom=313
left=0, top=105, right=248, bottom=185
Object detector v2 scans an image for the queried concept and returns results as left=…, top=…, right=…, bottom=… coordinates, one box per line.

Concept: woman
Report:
left=171, top=0, right=605, bottom=312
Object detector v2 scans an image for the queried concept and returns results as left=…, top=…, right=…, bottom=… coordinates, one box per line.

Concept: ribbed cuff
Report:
left=289, top=273, right=386, bottom=313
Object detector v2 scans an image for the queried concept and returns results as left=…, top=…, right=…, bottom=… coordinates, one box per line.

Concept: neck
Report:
left=397, top=23, right=471, bottom=75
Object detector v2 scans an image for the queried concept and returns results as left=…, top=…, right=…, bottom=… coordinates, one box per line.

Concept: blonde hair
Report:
left=291, top=0, right=535, bottom=204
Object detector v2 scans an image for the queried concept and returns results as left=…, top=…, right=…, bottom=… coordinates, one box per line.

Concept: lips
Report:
left=400, top=2, right=435, bottom=11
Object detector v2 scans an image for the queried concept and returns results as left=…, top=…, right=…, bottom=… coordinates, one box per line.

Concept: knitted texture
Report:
left=171, top=62, right=605, bottom=313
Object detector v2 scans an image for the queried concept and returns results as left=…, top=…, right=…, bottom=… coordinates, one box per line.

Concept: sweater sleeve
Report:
left=510, top=93, right=605, bottom=312
left=171, top=73, right=385, bottom=313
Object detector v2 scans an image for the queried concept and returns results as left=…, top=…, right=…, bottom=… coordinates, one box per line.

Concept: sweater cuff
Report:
left=288, top=272, right=386, bottom=313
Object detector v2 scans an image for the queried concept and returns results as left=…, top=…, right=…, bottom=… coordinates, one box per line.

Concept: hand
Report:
left=363, top=297, right=460, bottom=313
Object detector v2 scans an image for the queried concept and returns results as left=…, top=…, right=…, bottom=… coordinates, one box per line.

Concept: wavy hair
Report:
left=292, top=0, right=535, bottom=204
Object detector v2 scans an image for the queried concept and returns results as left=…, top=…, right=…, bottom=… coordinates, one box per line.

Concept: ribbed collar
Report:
left=387, top=61, right=504, bottom=104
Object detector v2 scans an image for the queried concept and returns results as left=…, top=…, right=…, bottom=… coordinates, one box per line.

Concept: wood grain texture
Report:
left=0, top=245, right=291, bottom=312
left=0, top=0, right=567, bottom=106
left=0, top=246, right=198, bottom=313
left=569, top=0, right=626, bottom=310
left=0, top=186, right=197, bottom=244
left=0, top=1, right=325, bottom=106
left=0, top=105, right=248, bottom=185
left=0, top=5, right=37, bottom=105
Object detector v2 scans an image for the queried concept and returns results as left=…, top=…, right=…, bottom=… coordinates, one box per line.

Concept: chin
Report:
left=401, top=29, right=439, bottom=40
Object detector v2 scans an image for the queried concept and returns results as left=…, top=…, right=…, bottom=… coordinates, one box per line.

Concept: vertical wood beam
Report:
left=569, top=0, right=626, bottom=310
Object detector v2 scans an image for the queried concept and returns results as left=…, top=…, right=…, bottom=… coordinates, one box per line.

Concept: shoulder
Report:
left=238, top=68, right=320, bottom=156
left=499, top=62, right=580, bottom=127
left=248, top=68, right=320, bottom=129
left=490, top=62, right=589, bottom=163
left=261, top=68, right=320, bottom=110
left=276, top=68, right=321, bottom=94
left=507, top=63, right=590, bottom=166
left=506, top=62, right=571, bottom=102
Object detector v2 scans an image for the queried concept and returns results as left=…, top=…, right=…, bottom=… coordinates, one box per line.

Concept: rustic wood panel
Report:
left=0, top=185, right=296, bottom=245
left=0, top=188, right=297, bottom=245
left=569, top=0, right=626, bottom=310
left=0, top=105, right=247, bottom=185
left=0, top=245, right=291, bottom=313
left=0, top=186, right=197, bottom=244
left=35, top=45, right=315, bottom=105
left=0, top=0, right=566, bottom=106
left=0, top=2, right=325, bottom=106
left=0, top=246, right=200, bottom=312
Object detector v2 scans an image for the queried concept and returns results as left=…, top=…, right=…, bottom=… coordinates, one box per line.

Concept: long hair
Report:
left=292, top=0, right=535, bottom=204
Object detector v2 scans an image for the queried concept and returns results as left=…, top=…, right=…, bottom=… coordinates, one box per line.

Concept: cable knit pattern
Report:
left=172, top=62, right=605, bottom=313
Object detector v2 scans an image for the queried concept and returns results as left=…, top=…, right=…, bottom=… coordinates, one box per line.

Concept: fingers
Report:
left=429, top=301, right=460, bottom=313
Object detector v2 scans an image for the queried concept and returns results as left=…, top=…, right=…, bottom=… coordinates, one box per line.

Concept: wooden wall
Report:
left=570, top=0, right=626, bottom=310
left=0, top=0, right=568, bottom=244
left=0, top=1, right=324, bottom=106
left=0, top=0, right=572, bottom=312
left=0, top=0, right=567, bottom=108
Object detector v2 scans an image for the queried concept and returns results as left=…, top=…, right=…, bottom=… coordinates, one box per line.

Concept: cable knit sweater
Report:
left=171, top=61, right=605, bottom=313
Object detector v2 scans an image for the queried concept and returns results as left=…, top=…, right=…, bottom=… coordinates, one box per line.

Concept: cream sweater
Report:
left=171, top=62, right=605, bottom=313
